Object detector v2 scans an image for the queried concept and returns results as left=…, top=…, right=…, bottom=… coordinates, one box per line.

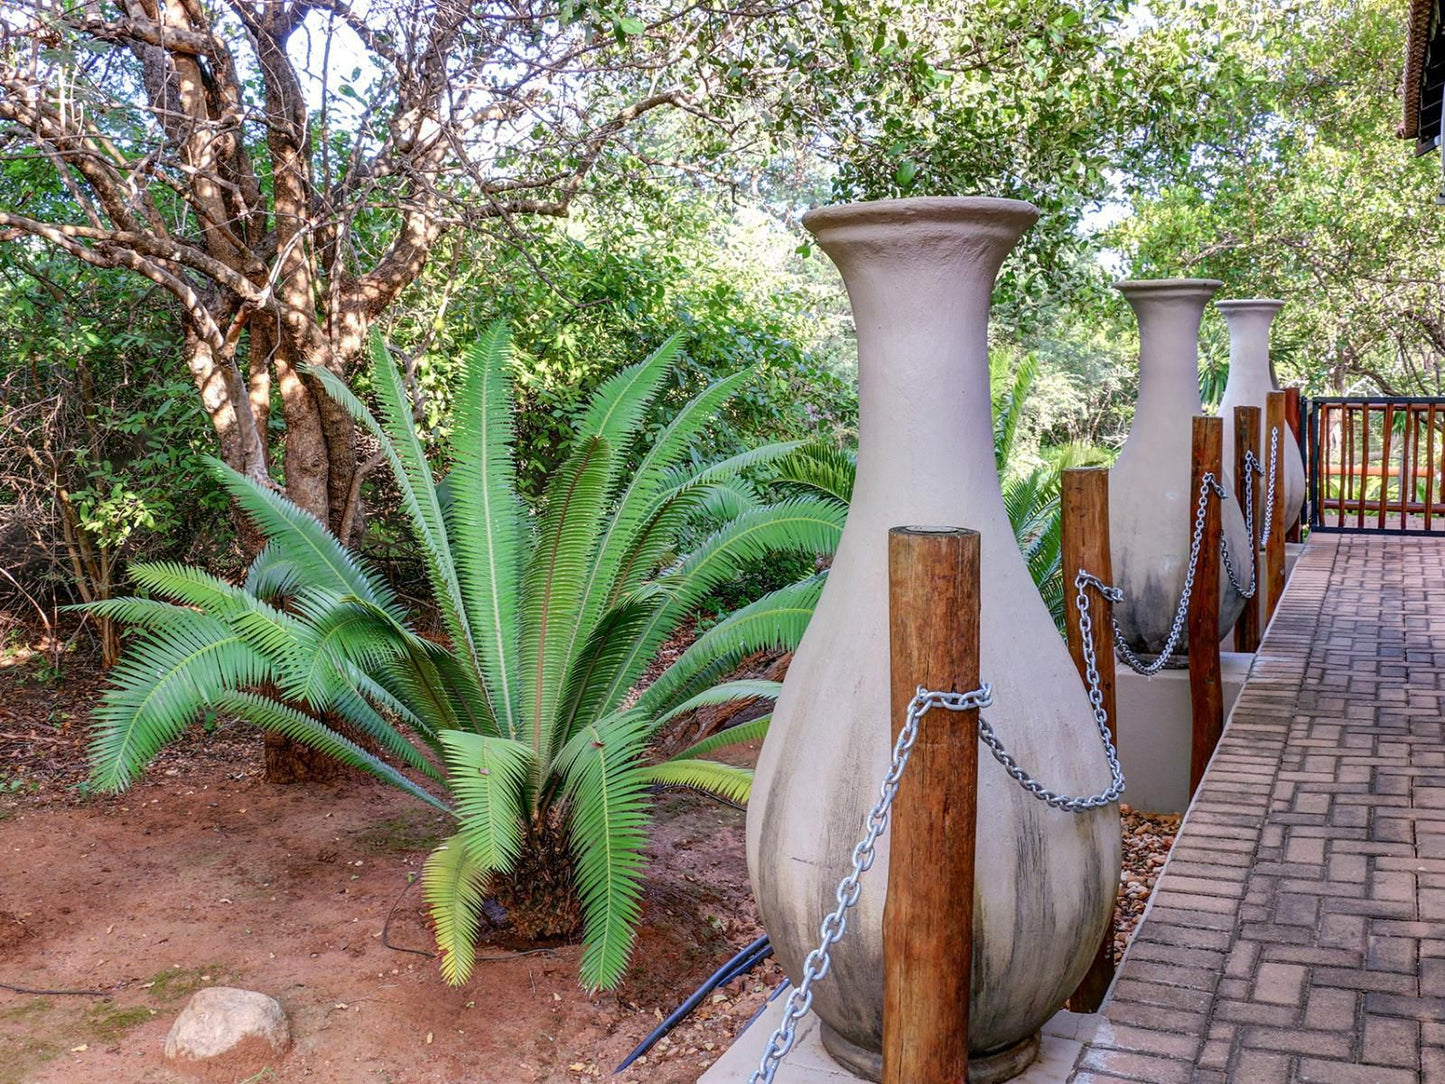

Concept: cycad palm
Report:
left=85, top=323, right=843, bottom=990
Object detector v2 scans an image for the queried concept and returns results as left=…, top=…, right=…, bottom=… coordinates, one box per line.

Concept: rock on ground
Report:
left=164, top=986, right=291, bottom=1064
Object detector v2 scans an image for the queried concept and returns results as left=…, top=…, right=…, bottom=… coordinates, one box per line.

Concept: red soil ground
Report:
left=0, top=645, right=784, bottom=1084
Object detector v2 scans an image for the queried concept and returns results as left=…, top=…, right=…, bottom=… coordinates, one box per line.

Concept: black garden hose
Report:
left=613, top=934, right=773, bottom=1073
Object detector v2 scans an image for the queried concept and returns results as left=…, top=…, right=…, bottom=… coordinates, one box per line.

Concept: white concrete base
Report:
left=1113, top=652, right=1251, bottom=815
left=699, top=996, right=1101, bottom=1083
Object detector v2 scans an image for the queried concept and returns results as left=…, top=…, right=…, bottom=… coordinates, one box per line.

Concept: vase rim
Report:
left=802, top=195, right=1040, bottom=237
left=1216, top=298, right=1287, bottom=312
left=1113, top=278, right=1225, bottom=298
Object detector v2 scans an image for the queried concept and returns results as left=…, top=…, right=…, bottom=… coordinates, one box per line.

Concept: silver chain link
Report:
left=1217, top=426, right=1279, bottom=600
left=975, top=572, right=1127, bottom=812
left=746, top=685, right=994, bottom=1084
left=1113, top=471, right=1214, bottom=675
left=748, top=605, right=1131, bottom=1081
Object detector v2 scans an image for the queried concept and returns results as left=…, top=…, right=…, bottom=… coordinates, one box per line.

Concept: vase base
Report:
left=819, top=1022, right=1040, bottom=1082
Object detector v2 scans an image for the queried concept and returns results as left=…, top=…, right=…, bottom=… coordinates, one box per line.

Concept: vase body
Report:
left=1108, top=280, right=1250, bottom=658
left=1217, top=300, right=1305, bottom=531
left=747, top=198, right=1120, bottom=1081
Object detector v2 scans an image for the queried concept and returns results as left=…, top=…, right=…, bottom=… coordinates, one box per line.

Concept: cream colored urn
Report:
left=747, top=198, right=1121, bottom=1082
left=1108, top=280, right=1251, bottom=660
left=1216, top=299, right=1306, bottom=532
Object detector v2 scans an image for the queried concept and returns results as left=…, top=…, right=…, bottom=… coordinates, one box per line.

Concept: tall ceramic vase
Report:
left=1108, top=280, right=1250, bottom=659
left=747, top=198, right=1120, bottom=1083
left=1217, top=299, right=1306, bottom=530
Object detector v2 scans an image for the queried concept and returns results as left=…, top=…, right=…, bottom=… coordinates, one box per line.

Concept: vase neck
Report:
left=1219, top=302, right=1283, bottom=387
left=1129, top=296, right=1211, bottom=420
left=806, top=199, right=1037, bottom=494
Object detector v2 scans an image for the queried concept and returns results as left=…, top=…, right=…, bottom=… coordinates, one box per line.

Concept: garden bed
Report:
left=0, top=648, right=1175, bottom=1083
left=0, top=651, right=783, bottom=1084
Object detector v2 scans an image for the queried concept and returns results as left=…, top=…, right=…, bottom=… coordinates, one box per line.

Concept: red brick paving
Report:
left=1071, top=534, right=1445, bottom=1083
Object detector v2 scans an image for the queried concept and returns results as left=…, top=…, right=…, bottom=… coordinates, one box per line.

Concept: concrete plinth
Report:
left=1113, top=652, right=1251, bottom=815
left=699, top=994, right=1101, bottom=1084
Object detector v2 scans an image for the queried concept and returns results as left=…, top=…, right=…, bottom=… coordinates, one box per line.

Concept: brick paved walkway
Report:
left=1070, top=533, right=1445, bottom=1084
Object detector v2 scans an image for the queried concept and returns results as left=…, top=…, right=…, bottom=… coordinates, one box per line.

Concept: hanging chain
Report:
left=1113, top=471, right=1214, bottom=675
left=1217, top=425, right=1280, bottom=600
left=1113, top=428, right=1281, bottom=677
left=1258, top=426, right=1279, bottom=550
left=975, top=572, right=1127, bottom=813
left=746, top=685, right=993, bottom=1084
left=748, top=625, right=1131, bottom=1081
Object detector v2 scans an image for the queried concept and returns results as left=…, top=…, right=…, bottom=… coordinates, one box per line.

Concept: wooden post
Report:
left=1188, top=416, right=1224, bottom=797
left=1264, top=392, right=1288, bottom=625
left=1232, top=405, right=1262, bottom=653
left=884, top=526, right=980, bottom=1084
left=1060, top=468, right=1117, bottom=1012
left=1284, top=388, right=1302, bottom=542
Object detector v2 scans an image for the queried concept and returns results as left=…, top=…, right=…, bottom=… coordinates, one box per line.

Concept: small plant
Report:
left=86, top=325, right=841, bottom=990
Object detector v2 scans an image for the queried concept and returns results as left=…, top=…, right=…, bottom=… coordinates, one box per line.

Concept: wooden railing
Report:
left=1308, top=397, right=1445, bottom=534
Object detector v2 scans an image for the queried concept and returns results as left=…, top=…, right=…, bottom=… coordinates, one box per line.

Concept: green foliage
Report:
left=84, top=325, right=842, bottom=990
left=388, top=205, right=857, bottom=501
left=0, top=260, right=225, bottom=629
left=1111, top=0, right=1445, bottom=396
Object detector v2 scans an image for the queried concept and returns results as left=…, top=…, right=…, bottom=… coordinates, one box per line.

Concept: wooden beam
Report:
left=1189, top=416, right=1224, bottom=797
left=884, top=526, right=980, bottom=1084
left=1232, top=405, right=1262, bottom=653
left=1265, top=392, right=1288, bottom=625
left=1061, top=468, right=1116, bottom=1012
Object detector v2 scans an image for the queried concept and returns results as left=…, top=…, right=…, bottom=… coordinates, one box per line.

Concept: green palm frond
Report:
left=574, top=333, right=682, bottom=453
left=773, top=441, right=856, bottom=503
left=665, top=715, right=771, bottom=760
left=440, top=731, right=533, bottom=871
left=89, top=612, right=271, bottom=791
left=992, top=352, right=1039, bottom=473
left=306, top=349, right=492, bottom=718
left=558, top=370, right=757, bottom=714
left=325, top=678, right=445, bottom=781
left=77, top=597, right=198, bottom=630
left=244, top=543, right=302, bottom=601
left=446, top=321, right=525, bottom=740
left=423, top=836, right=491, bottom=986
left=520, top=435, right=613, bottom=775
left=554, top=599, right=660, bottom=744
left=650, top=680, right=781, bottom=729
left=661, top=441, right=804, bottom=493
left=595, top=502, right=840, bottom=713
left=209, top=462, right=399, bottom=614
left=642, top=760, right=752, bottom=805
left=556, top=711, right=653, bottom=992
left=635, top=577, right=823, bottom=720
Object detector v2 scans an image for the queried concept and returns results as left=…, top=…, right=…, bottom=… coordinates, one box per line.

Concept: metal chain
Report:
left=1258, top=426, right=1280, bottom=551
left=975, top=571, right=1127, bottom=812
left=1217, top=426, right=1279, bottom=600
left=1112, top=471, right=1214, bottom=675
left=746, top=685, right=994, bottom=1084
left=748, top=638, right=1130, bottom=1080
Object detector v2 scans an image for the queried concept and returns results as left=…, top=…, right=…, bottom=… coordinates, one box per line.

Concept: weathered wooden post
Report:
left=1284, top=388, right=1303, bottom=542
left=1061, top=468, right=1117, bottom=1012
left=1188, top=417, right=1224, bottom=796
left=1232, top=405, right=1262, bottom=653
left=884, top=526, right=980, bottom=1084
left=1265, top=392, right=1288, bottom=625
